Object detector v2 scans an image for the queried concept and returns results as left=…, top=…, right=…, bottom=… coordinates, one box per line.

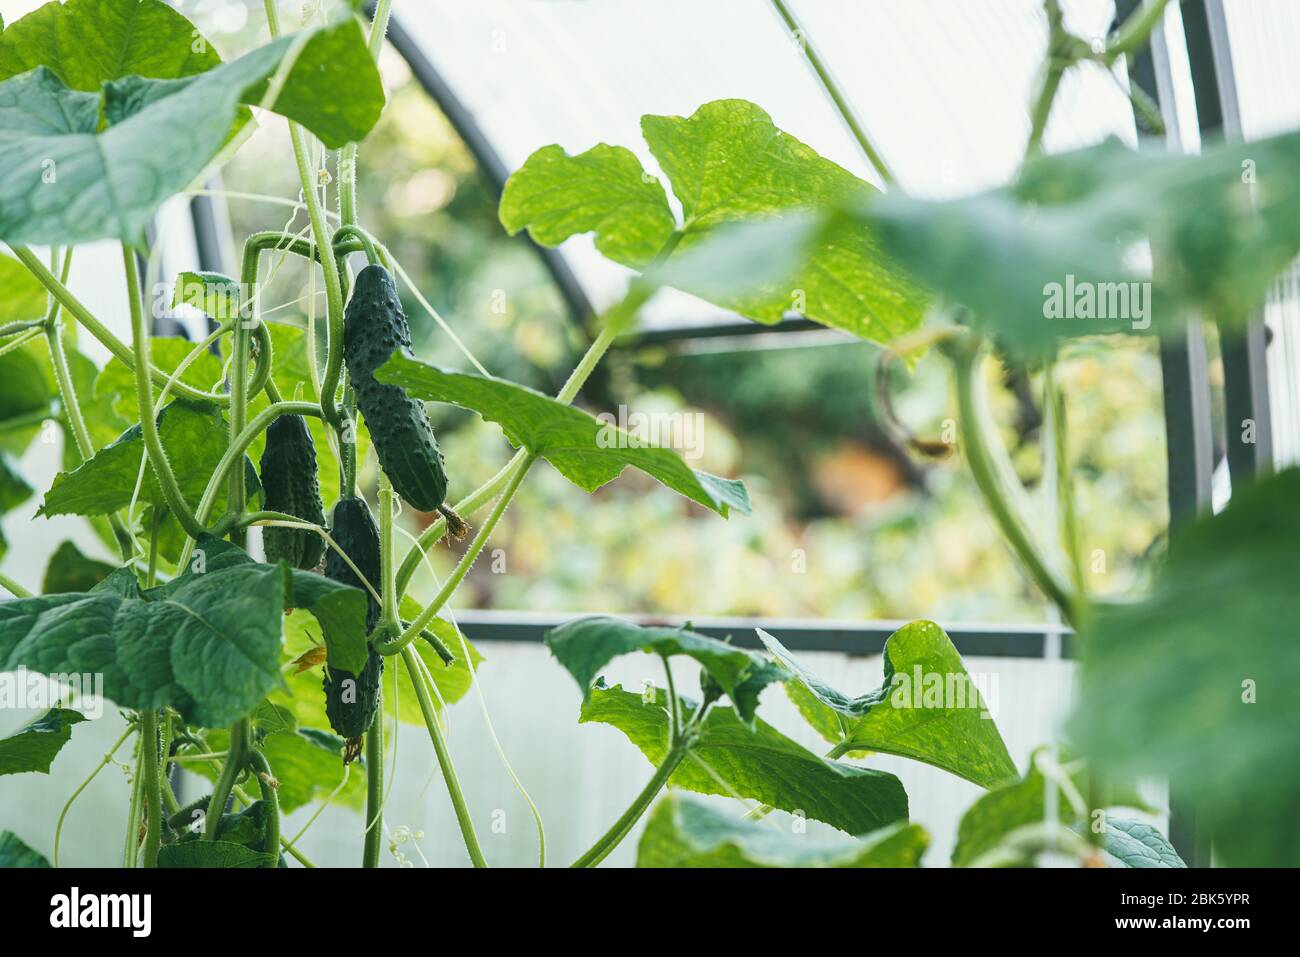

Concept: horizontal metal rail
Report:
left=449, top=609, right=1073, bottom=659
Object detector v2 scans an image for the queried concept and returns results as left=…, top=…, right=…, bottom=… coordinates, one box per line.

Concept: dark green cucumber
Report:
left=322, top=496, right=384, bottom=750
left=342, top=264, right=448, bottom=512
left=258, top=414, right=327, bottom=570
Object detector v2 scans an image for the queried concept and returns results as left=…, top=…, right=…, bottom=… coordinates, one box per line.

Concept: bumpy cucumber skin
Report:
left=343, top=264, right=448, bottom=512
left=258, top=414, right=327, bottom=570
left=322, top=496, right=384, bottom=742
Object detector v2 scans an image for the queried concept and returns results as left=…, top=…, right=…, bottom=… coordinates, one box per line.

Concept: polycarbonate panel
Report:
left=393, top=0, right=1138, bottom=331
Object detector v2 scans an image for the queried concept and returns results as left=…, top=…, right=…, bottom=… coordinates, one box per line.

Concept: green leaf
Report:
left=0, top=543, right=366, bottom=726
left=92, top=337, right=224, bottom=425
left=0, top=706, right=85, bottom=774
left=951, top=750, right=1162, bottom=867
left=865, top=132, right=1300, bottom=356
left=41, top=540, right=115, bottom=593
left=377, top=352, right=750, bottom=517
left=0, top=450, right=33, bottom=514
left=546, top=615, right=785, bottom=725
left=0, top=830, right=49, bottom=866
left=638, top=794, right=927, bottom=867
left=760, top=622, right=1016, bottom=788
left=1103, top=818, right=1185, bottom=869
left=500, top=143, right=677, bottom=270
left=582, top=683, right=908, bottom=835
left=502, top=99, right=927, bottom=345
left=641, top=100, right=926, bottom=342
left=1070, top=467, right=1300, bottom=867
left=0, top=0, right=221, bottom=90
left=0, top=252, right=47, bottom=324
left=158, top=840, right=273, bottom=868
left=173, top=270, right=241, bottom=323
left=168, top=535, right=369, bottom=676
left=0, top=18, right=383, bottom=245
left=39, top=400, right=234, bottom=518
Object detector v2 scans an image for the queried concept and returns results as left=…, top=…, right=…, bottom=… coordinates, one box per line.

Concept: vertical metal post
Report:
left=1117, top=0, right=1217, bottom=867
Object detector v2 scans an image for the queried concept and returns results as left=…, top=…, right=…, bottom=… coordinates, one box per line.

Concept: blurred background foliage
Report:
left=218, top=59, right=1174, bottom=626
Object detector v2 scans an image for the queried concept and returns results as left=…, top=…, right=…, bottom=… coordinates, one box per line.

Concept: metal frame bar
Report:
left=452, top=610, right=1071, bottom=660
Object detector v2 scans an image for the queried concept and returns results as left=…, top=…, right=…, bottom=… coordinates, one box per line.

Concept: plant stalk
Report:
left=570, top=744, right=689, bottom=868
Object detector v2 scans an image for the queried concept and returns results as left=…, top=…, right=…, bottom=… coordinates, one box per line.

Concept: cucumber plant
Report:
left=0, top=0, right=1290, bottom=870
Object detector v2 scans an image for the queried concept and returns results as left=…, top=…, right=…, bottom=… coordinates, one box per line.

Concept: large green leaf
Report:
left=1070, top=467, right=1300, bottom=867
left=0, top=543, right=369, bottom=725
left=0, top=252, right=47, bottom=323
left=0, top=706, right=84, bottom=774
left=545, top=615, right=786, bottom=724
left=0, top=0, right=221, bottom=89
left=637, top=793, right=928, bottom=868
left=0, top=830, right=49, bottom=866
left=865, top=132, right=1300, bottom=355
left=377, top=352, right=749, bottom=517
left=500, top=98, right=927, bottom=345
left=0, top=17, right=383, bottom=245
left=39, top=400, right=234, bottom=518
left=759, top=622, right=1017, bottom=788
left=162, top=535, right=369, bottom=676
left=500, top=144, right=676, bottom=270
left=582, top=684, right=908, bottom=835
left=41, top=539, right=115, bottom=593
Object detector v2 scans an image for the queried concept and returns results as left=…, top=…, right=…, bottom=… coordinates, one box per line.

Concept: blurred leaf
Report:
left=0, top=450, right=33, bottom=514
left=582, top=683, right=908, bottom=835
left=545, top=615, right=786, bottom=724
left=500, top=143, right=676, bottom=269
left=760, top=621, right=1017, bottom=788
left=952, top=749, right=1164, bottom=867
left=0, top=830, right=49, bottom=866
left=0, top=253, right=47, bottom=324
left=1070, top=467, right=1300, bottom=867
left=0, top=707, right=85, bottom=774
left=41, top=539, right=114, bottom=593
left=0, top=18, right=383, bottom=245
left=0, top=0, right=221, bottom=89
left=377, top=352, right=750, bottom=517
left=637, top=793, right=927, bottom=867
left=866, top=132, right=1300, bottom=355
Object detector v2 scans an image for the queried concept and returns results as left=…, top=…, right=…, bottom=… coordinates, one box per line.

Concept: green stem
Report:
left=338, top=0, right=393, bottom=225
left=0, top=571, right=32, bottom=598
left=1105, top=0, right=1174, bottom=60
left=362, top=693, right=384, bottom=868
left=203, top=719, right=248, bottom=840
left=139, top=710, right=162, bottom=867
left=247, top=748, right=281, bottom=867
left=947, top=337, right=1079, bottom=625
left=8, top=244, right=230, bottom=405
left=378, top=473, right=397, bottom=627
left=123, top=734, right=143, bottom=866
left=570, top=744, right=689, bottom=868
left=768, top=0, right=894, bottom=183
left=401, top=646, right=488, bottom=867
left=377, top=453, right=535, bottom=655
left=55, top=725, right=133, bottom=867
left=123, top=246, right=206, bottom=540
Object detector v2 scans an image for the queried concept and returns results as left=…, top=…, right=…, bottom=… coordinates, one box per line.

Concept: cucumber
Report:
left=321, top=496, right=384, bottom=754
left=342, top=264, right=448, bottom=512
left=258, top=414, right=327, bottom=570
